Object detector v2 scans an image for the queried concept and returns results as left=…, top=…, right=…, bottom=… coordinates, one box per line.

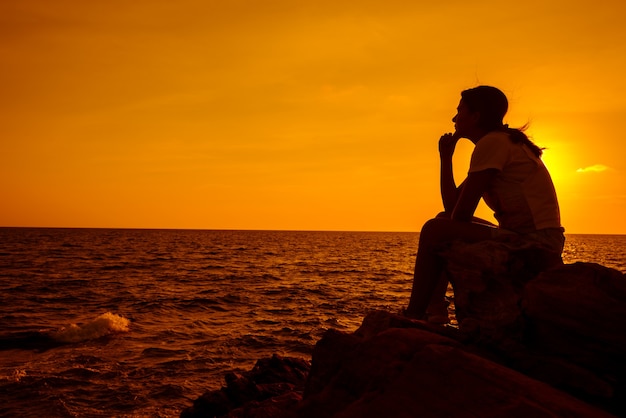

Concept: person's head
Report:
left=459, top=85, right=508, bottom=132
left=454, top=85, right=543, bottom=157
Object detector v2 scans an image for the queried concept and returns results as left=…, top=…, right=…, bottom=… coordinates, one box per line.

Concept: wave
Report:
left=52, top=312, right=130, bottom=343
left=0, top=313, right=130, bottom=351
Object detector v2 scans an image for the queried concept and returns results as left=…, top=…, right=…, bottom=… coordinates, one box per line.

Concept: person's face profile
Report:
left=452, top=99, right=482, bottom=139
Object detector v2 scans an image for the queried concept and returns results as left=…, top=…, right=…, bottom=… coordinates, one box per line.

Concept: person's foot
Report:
left=426, top=300, right=449, bottom=324
left=400, top=308, right=425, bottom=320
left=426, top=313, right=449, bottom=324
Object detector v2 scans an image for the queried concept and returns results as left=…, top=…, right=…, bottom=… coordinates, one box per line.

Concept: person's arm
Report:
left=451, top=169, right=498, bottom=222
left=439, top=133, right=462, bottom=213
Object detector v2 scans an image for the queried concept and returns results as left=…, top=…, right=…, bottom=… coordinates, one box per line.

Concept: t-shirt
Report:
left=469, top=131, right=561, bottom=234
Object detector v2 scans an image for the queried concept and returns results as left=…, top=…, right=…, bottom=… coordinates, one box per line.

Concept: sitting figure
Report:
left=405, top=86, right=565, bottom=321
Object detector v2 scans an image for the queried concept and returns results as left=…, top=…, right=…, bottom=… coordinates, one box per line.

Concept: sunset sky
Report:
left=2, top=0, right=625, bottom=234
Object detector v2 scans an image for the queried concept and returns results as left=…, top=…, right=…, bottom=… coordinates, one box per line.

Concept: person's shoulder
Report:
left=475, top=130, right=510, bottom=149
left=479, top=130, right=510, bottom=143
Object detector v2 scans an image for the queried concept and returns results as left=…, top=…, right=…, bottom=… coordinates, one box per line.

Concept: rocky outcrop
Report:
left=295, top=311, right=615, bottom=418
left=522, top=262, right=626, bottom=406
left=181, top=245, right=626, bottom=417
left=180, top=355, right=309, bottom=418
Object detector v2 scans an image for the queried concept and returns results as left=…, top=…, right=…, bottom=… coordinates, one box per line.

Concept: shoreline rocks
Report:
left=180, top=355, right=310, bottom=418
left=296, top=312, right=615, bottom=418
left=181, top=259, right=626, bottom=417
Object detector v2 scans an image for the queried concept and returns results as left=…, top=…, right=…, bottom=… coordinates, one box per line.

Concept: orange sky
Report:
left=2, top=0, right=625, bottom=233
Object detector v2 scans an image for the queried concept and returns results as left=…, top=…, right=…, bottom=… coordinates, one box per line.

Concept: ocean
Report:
left=1, top=228, right=624, bottom=417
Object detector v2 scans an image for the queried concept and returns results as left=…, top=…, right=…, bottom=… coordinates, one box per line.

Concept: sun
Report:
left=527, top=126, right=577, bottom=196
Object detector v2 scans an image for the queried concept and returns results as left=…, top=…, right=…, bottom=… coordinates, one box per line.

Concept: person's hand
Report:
left=439, top=132, right=461, bottom=160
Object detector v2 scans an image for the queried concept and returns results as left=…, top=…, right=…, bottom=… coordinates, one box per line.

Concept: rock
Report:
left=180, top=354, right=310, bottom=418
left=294, top=311, right=614, bottom=418
left=522, top=262, right=626, bottom=410
left=523, top=263, right=626, bottom=368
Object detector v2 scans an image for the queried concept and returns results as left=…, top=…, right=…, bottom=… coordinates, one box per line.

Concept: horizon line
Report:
left=1, top=225, right=623, bottom=236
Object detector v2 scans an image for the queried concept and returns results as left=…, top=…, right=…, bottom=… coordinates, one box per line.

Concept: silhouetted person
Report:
left=405, top=86, right=564, bottom=321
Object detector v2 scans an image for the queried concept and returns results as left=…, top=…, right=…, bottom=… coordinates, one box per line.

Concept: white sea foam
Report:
left=53, top=312, right=130, bottom=343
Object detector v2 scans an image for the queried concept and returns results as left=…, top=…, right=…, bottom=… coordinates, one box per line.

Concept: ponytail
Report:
left=501, top=124, right=544, bottom=158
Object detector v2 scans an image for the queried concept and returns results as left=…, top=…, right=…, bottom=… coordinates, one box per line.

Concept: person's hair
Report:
left=460, top=85, right=544, bottom=158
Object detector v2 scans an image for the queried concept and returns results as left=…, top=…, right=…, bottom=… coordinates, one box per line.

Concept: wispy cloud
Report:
left=576, top=164, right=610, bottom=173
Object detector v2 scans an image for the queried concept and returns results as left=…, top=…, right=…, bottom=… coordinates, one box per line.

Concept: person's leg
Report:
left=422, top=211, right=451, bottom=322
left=405, top=218, right=495, bottom=319
left=425, top=274, right=450, bottom=323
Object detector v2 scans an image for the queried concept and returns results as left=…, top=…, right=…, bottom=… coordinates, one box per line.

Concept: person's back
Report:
left=470, top=131, right=561, bottom=234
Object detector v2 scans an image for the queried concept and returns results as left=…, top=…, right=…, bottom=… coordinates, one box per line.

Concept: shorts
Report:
left=491, top=227, right=565, bottom=255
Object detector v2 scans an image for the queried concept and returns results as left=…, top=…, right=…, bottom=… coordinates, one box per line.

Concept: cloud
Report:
left=576, top=164, right=610, bottom=173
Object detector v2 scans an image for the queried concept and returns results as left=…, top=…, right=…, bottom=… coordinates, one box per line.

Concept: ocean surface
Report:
left=1, top=228, right=624, bottom=417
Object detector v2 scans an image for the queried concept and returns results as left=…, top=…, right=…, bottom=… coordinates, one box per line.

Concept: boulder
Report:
left=523, top=263, right=626, bottom=370
left=522, top=262, right=626, bottom=410
left=294, top=310, right=614, bottom=418
left=180, top=354, right=310, bottom=418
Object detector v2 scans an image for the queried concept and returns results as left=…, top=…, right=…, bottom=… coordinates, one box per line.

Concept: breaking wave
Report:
left=52, top=312, right=130, bottom=343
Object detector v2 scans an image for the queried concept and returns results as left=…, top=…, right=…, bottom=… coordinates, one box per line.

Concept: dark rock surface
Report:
left=180, top=355, right=310, bottom=418
left=295, top=312, right=615, bottom=418
left=181, top=246, right=626, bottom=417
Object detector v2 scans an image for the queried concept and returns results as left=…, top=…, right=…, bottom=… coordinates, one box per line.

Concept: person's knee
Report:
left=420, top=217, right=450, bottom=240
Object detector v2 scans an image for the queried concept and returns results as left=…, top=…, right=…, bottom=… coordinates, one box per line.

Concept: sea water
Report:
left=1, top=228, right=624, bottom=417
